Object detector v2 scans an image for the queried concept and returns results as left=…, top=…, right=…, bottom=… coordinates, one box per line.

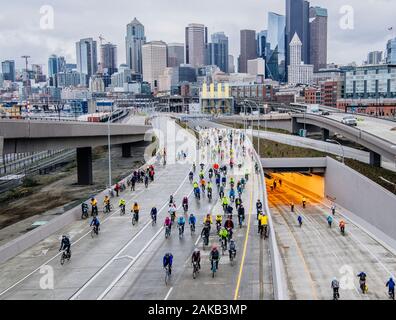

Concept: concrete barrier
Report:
left=249, top=136, right=288, bottom=300
left=325, top=156, right=396, bottom=250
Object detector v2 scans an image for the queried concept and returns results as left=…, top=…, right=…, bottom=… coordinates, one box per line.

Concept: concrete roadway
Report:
left=0, top=117, right=273, bottom=300
left=266, top=175, right=396, bottom=300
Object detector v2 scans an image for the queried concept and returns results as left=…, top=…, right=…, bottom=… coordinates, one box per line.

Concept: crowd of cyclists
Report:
left=59, top=124, right=395, bottom=300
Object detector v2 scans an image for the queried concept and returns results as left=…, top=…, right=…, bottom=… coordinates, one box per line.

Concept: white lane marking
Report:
left=164, top=287, right=173, bottom=300
left=70, top=170, right=192, bottom=300
left=194, top=235, right=201, bottom=246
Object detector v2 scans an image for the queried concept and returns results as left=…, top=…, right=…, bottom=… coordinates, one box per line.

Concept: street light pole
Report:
left=327, top=139, right=345, bottom=164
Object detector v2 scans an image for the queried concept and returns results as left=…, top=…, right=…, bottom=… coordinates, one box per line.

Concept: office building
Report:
left=167, top=43, right=184, bottom=67
left=366, top=51, right=383, bottom=65
left=126, top=18, right=146, bottom=74
left=208, top=32, right=229, bottom=73
left=286, top=0, right=310, bottom=68
left=386, top=38, right=396, bottom=64
left=1, top=60, right=15, bottom=82
left=56, top=71, right=83, bottom=88
left=238, top=30, right=257, bottom=73
left=257, top=30, right=268, bottom=60
left=142, top=41, right=167, bottom=91
left=100, top=43, right=118, bottom=75
left=48, top=55, right=66, bottom=77
left=309, top=6, right=328, bottom=72
left=185, top=23, right=207, bottom=67
left=76, top=38, right=98, bottom=84
left=266, top=12, right=286, bottom=82
left=247, top=58, right=265, bottom=76
left=287, top=33, right=313, bottom=85
left=228, top=55, right=235, bottom=73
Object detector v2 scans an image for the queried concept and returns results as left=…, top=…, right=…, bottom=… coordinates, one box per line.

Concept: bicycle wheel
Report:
left=132, top=217, right=136, bottom=226
left=91, top=229, right=95, bottom=238
left=165, top=270, right=170, bottom=285
left=60, top=255, right=65, bottom=265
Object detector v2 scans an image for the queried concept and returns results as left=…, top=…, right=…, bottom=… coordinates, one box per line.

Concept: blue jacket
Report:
left=297, top=216, right=302, bottom=222
left=229, top=189, right=235, bottom=197
left=178, top=216, right=186, bottom=225
left=386, top=279, right=395, bottom=289
left=327, top=216, right=333, bottom=223
left=163, top=254, right=173, bottom=267
left=216, top=177, right=220, bottom=184
left=189, top=216, right=196, bottom=224
left=90, top=218, right=100, bottom=227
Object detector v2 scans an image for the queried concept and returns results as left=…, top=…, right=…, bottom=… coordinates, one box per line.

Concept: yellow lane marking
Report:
left=234, top=165, right=254, bottom=300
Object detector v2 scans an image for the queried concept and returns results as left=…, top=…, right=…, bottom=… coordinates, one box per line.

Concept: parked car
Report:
left=341, top=115, right=357, bottom=126
left=321, top=111, right=330, bottom=116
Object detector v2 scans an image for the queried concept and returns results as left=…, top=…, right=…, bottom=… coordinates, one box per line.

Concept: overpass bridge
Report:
left=0, top=119, right=150, bottom=184
left=261, top=157, right=326, bottom=173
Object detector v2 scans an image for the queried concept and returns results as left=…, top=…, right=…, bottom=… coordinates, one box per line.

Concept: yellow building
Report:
left=200, top=82, right=234, bottom=114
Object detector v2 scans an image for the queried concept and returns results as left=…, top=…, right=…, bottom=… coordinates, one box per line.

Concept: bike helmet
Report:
left=194, top=248, right=200, bottom=253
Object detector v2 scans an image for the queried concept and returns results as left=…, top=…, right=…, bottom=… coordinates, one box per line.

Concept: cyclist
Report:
left=189, top=171, right=194, bottom=183
left=182, top=196, right=189, bottom=212
left=230, top=177, right=235, bottom=188
left=169, top=195, right=175, bottom=207
left=204, top=213, right=213, bottom=227
left=290, top=202, right=295, bottom=212
left=357, top=272, right=367, bottom=293
left=189, top=213, right=196, bottom=231
left=298, top=215, right=303, bottom=227
left=256, top=199, right=263, bottom=219
left=163, top=253, right=173, bottom=275
left=331, top=277, right=340, bottom=300
left=208, top=168, right=214, bottom=180
left=215, top=174, right=221, bottom=188
left=209, top=245, right=220, bottom=271
left=302, top=197, right=307, bottom=208
left=81, top=202, right=89, bottom=218
left=132, top=202, right=140, bottom=222
left=224, top=218, right=234, bottom=238
left=238, top=204, right=245, bottom=225
left=255, top=162, right=259, bottom=174
left=207, top=181, right=213, bottom=194
left=244, top=168, right=249, bottom=181
left=331, top=204, right=336, bottom=215
left=386, top=277, right=395, bottom=299
left=221, top=175, right=227, bottom=187
left=119, top=198, right=126, bottom=214
left=215, top=214, right=223, bottom=232
left=177, top=215, right=186, bottom=235
left=90, top=197, right=98, bottom=216
left=151, top=207, right=157, bottom=224
left=201, top=224, right=210, bottom=244
left=168, top=204, right=176, bottom=224
left=164, top=216, right=172, bottom=230
left=327, top=215, right=333, bottom=228
left=192, top=163, right=196, bottom=172
left=219, top=227, right=229, bottom=247
left=229, top=188, right=235, bottom=202
left=229, top=239, right=237, bottom=260
left=200, top=178, right=206, bottom=192
left=90, top=216, right=100, bottom=235
left=191, top=248, right=201, bottom=270
left=199, top=170, right=204, bottom=180
left=222, top=196, right=229, bottom=212
left=258, top=213, right=268, bottom=236
left=219, top=185, right=225, bottom=198
left=104, top=195, right=111, bottom=212
left=59, top=235, right=71, bottom=255
left=339, top=220, right=346, bottom=234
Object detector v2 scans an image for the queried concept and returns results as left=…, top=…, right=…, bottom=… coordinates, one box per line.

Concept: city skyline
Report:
left=0, top=0, right=395, bottom=72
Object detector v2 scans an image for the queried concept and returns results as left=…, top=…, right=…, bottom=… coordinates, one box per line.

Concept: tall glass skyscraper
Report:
left=76, top=38, right=97, bottom=85
left=266, top=12, right=286, bottom=82
left=387, top=38, right=396, bottom=64
left=1, top=60, right=15, bottom=81
left=126, top=18, right=146, bottom=74
left=286, top=0, right=310, bottom=67
left=48, top=55, right=66, bottom=77
left=257, top=30, right=269, bottom=60
left=309, top=6, right=328, bottom=72
left=208, top=32, right=229, bottom=73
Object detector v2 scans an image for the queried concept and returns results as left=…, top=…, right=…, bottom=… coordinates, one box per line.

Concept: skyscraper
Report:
left=48, top=55, right=66, bottom=77
left=366, top=51, right=383, bottom=65
left=288, top=33, right=313, bottom=85
left=286, top=0, right=310, bottom=68
left=1, top=60, right=15, bottom=81
left=386, top=38, right=396, bottom=64
left=185, top=23, right=208, bottom=67
left=266, top=12, right=286, bottom=82
left=228, top=55, right=235, bottom=73
left=257, top=30, right=268, bottom=60
left=142, top=41, right=167, bottom=91
left=76, top=38, right=98, bottom=84
left=100, top=43, right=118, bottom=75
left=126, top=18, right=146, bottom=74
left=167, top=43, right=185, bottom=67
left=309, top=6, right=328, bottom=72
left=238, top=30, right=257, bottom=73
left=208, top=32, right=229, bottom=73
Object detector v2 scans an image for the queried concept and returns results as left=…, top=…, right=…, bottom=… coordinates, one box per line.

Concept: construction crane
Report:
left=21, top=55, right=30, bottom=72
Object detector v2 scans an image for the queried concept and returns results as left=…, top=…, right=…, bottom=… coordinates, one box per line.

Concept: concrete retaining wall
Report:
left=325, top=156, right=396, bottom=249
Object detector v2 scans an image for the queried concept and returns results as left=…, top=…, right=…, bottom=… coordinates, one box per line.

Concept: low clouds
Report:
left=0, top=0, right=395, bottom=71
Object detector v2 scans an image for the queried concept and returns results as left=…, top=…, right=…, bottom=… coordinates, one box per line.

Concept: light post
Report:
left=107, top=106, right=114, bottom=191
left=327, top=139, right=345, bottom=164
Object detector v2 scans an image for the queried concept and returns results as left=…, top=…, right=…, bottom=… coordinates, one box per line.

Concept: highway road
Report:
left=0, top=117, right=273, bottom=300
left=266, top=173, right=396, bottom=300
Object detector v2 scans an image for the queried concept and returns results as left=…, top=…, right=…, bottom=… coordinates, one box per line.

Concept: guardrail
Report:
left=248, top=133, right=287, bottom=300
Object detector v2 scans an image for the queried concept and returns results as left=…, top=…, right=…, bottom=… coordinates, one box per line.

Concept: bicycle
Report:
left=178, top=224, right=184, bottom=239
left=202, top=234, right=209, bottom=250
left=190, top=223, right=195, bottom=235
left=192, top=261, right=200, bottom=279
left=132, top=212, right=139, bottom=225
left=229, top=250, right=236, bottom=266
left=211, top=259, right=219, bottom=278
left=260, top=225, right=268, bottom=239
left=207, top=189, right=212, bottom=201
left=91, top=225, right=99, bottom=238
left=151, top=214, right=157, bottom=226
left=119, top=204, right=126, bottom=216
left=164, top=265, right=171, bottom=285
left=103, top=204, right=113, bottom=214
left=389, top=289, right=395, bottom=300
left=220, top=238, right=227, bottom=255
left=165, top=225, right=171, bottom=239
left=238, top=215, right=243, bottom=228
left=333, top=288, right=340, bottom=300
left=60, top=249, right=71, bottom=265
left=183, top=203, right=188, bottom=214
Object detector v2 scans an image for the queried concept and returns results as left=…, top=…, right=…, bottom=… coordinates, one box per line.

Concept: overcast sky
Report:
left=0, top=0, right=395, bottom=72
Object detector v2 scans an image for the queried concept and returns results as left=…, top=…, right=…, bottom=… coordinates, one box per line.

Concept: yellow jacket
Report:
left=259, top=215, right=268, bottom=226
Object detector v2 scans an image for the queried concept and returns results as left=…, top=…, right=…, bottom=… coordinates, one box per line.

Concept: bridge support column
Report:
left=369, top=151, right=381, bottom=167
left=291, top=118, right=300, bottom=134
left=77, top=147, right=93, bottom=185
left=122, top=143, right=132, bottom=158
left=321, top=128, right=329, bottom=141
